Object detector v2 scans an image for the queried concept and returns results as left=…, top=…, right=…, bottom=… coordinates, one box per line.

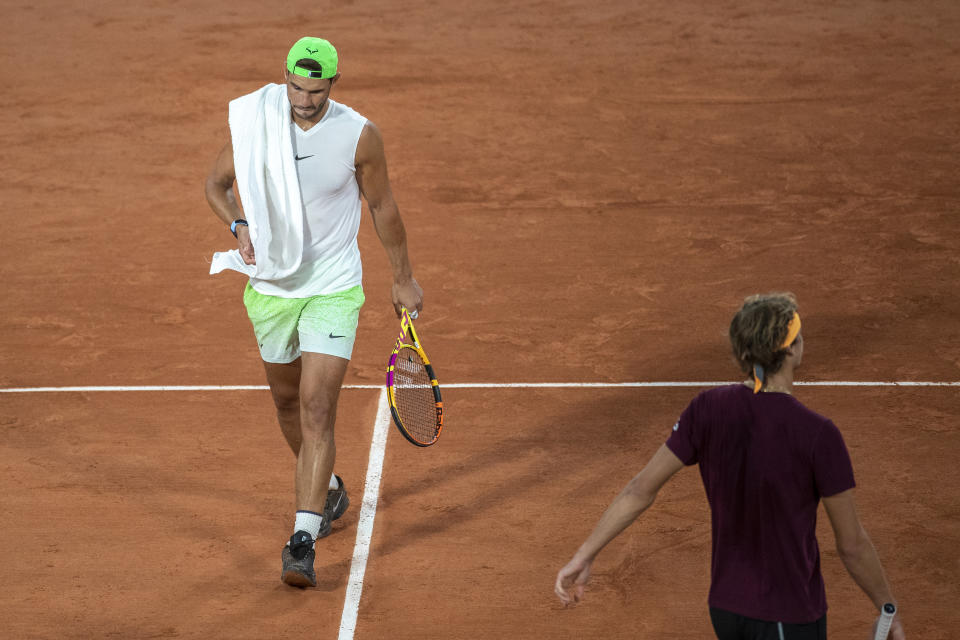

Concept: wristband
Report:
left=230, top=219, right=248, bottom=238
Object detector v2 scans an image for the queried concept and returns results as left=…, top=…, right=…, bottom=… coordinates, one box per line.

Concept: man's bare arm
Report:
left=204, top=140, right=254, bottom=265
left=572, top=444, right=684, bottom=563
left=823, top=489, right=905, bottom=639
left=555, top=444, right=685, bottom=605
left=355, top=121, right=422, bottom=315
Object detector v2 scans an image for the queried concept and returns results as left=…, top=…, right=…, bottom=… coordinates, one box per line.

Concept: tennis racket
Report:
left=386, top=307, right=443, bottom=446
left=872, top=603, right=897, bottom=640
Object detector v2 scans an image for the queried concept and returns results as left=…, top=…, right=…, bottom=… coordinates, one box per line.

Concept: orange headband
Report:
left=782, top=312, right=802, bottom=349
left=753, top=312, right=802, bottom=393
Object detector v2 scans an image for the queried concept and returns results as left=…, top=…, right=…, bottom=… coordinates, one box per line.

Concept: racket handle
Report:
left=872, top=603, right=897, bottom=640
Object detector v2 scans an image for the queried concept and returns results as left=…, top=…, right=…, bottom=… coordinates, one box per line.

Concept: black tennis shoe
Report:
left=318, top=475, right=349, bottom=538
left=281, top=530, right=316, bottom=587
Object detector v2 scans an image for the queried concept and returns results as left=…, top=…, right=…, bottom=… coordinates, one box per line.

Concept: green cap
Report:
left=286, top=37, right=338, bottom=79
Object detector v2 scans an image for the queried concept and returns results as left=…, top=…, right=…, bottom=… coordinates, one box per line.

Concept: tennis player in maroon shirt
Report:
left=555, top=293, right=905, bottom=640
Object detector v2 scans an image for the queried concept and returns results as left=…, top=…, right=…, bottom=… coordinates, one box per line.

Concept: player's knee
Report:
left=271, top=389, right=300, bottom=414
left=300, top=394, right=336, bottom=433
left=267, top=375, right=300, bottom=412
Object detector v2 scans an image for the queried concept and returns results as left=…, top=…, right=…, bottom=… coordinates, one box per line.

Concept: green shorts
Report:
left=243, top=283, right=365, bottom=363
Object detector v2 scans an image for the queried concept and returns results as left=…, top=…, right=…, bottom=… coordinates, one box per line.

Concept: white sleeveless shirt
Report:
left=249, top=99, right=368, bottom=297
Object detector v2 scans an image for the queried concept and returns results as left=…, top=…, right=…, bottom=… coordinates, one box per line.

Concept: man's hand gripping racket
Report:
left=386, top=307, right=444, bottom=446
left=873, top=603, right=903, bottom=640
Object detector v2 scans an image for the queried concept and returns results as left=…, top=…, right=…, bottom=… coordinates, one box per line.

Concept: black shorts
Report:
left=710, top=607, right=827, bottom=640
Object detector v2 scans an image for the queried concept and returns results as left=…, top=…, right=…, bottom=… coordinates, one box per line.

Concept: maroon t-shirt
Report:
left=665, top=384, right=856, bottom=624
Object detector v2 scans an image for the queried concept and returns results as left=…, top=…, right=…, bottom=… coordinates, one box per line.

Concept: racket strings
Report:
left=393, top=351, right=438, bottom=442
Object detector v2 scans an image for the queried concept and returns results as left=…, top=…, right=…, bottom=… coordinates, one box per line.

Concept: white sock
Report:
left=294, top=510, right=325, bottom=540
left=328, top=473, right=339, bottom=490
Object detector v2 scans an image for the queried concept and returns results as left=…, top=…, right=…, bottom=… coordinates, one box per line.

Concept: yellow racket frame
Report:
left=385, top=307, right=443, bottom=446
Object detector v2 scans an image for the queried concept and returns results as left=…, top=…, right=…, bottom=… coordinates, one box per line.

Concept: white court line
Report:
left=0, top=381, right=958, bottom=393
left=0, top=385, right=276, bottom=392
left=338, top=388, right=391, bottom=640
left=446, top=381, right=960, bottom=388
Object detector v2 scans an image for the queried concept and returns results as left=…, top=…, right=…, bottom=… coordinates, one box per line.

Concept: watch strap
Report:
left=230, top=219, right=248, bottom=237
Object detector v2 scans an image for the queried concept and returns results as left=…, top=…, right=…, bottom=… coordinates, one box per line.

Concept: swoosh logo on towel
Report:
left=295, top=154, right=314, bottom=161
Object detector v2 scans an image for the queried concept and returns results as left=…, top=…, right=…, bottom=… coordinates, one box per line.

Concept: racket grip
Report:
left=872, top=603, right=896, bottom=640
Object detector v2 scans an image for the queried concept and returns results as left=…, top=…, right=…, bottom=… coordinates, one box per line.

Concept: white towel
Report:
left=209, top=83, right=304, bottom=280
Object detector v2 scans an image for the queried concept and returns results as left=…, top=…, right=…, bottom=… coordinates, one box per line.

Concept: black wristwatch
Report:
left=230, top=219, right=248, bottom=238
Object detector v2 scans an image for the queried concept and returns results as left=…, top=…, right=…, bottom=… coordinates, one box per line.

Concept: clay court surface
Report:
left=2, top=0, right=958, bottom=638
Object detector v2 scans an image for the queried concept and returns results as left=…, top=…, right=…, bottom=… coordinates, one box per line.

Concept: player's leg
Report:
left=244, top=283, right=330, bottom=587
left=262, top=358, right=303, bottom=454
left=280, top=286, right=363, bottom=588
left=296, top=352, right=349, bottom=514
left=260, top=357, right=344, bottom=497
left=248, top=290, right=342, bottom=518
left=280, top=353, right=348, bottom=587
left=293, top=284, right=364, bottom=525
left=243, top=282, right=306, bottom=454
